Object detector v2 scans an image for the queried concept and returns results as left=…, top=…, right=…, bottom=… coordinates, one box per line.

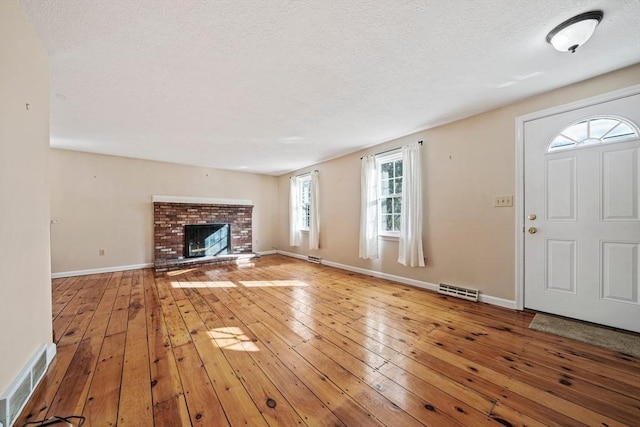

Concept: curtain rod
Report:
left=294, top=169, right=319, bottom=178
left=360, top=141, right=422, bottom=160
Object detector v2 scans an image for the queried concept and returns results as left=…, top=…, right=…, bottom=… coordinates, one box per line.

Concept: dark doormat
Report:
left=529, top=313, right=640, bottom=358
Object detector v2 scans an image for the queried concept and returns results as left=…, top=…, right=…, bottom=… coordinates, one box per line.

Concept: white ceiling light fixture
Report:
left=546, top=11, right=603, bottom=53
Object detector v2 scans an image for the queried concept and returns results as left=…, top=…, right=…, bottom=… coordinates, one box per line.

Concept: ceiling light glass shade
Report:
left=546, top=11, right=603, bottom=53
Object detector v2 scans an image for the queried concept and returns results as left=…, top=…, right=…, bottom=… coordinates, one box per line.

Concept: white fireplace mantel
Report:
left=152, top=195, right=253, bottom=206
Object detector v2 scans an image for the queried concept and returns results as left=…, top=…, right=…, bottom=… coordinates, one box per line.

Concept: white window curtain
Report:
left=309, top=170, right=320, bottom=250
left=289, top=177, right=301, bottom=247
left=359, top=155, right=378, bottom=259
left=398, top=142, right=425, bottom=267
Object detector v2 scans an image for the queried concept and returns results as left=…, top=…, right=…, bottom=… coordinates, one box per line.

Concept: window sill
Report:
left=300, top=229, right=309, bottom=234
left=379, top=234, right=399, bottom=241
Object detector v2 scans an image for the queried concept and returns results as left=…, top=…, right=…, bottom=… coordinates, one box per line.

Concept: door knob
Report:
left=528, top=214, right=537, bottom=220
left=528, top=227, right=537, bottom=234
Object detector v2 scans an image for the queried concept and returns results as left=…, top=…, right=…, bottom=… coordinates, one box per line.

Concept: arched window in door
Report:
left=548, top=116, right=639, bottom=152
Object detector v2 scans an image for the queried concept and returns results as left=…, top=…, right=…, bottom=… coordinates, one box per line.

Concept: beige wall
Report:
left=0, top=0, right=52, bottom=393
left=277, top=64, right=640, bottom=302
left=50, top=150, right=279, bottom=273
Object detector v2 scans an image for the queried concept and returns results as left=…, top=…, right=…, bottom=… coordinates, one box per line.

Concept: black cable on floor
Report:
left=22, top=415, right=85, bottom=427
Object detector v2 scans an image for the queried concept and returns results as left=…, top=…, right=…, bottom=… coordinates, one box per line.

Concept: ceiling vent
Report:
left=438, top=283, right=479, bottom=302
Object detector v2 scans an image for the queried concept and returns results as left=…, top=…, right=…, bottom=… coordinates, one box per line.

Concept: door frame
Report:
left=514, top=84, right=640, bottom=311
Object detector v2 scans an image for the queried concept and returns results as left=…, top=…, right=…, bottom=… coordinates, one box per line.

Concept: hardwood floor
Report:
left=17, top=255, right=639, bottom=426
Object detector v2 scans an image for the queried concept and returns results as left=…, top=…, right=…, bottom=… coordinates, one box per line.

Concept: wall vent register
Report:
left=438, top=283, right=479, bottom=302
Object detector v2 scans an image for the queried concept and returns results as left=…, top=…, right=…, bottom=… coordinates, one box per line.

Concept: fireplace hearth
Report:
left=153, top=199, right=256, bottom=274
left=185, top=223, right=230, bottom=258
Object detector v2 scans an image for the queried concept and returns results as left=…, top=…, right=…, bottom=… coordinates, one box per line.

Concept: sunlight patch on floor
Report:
left=171, top=279, right=309, bottom=288
left=171, top=281, right=237, bottom=288
left=239, top=280, right=309, bottom=287
left=236, top=262, right=256, bottom=268
left=235, top=256, right=255, bottom=268
left=209, top=327, right=260, bottom=352
left=165, top=268, right=200, bottom=277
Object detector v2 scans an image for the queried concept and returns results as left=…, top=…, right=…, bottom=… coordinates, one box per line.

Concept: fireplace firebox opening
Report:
left=184, top=223, right=230, bottom=258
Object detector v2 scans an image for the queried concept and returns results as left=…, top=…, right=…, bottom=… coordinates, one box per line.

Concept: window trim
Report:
left=376, top=151, right=403, bottom=238
left=547, top=115, right=639, bottom=153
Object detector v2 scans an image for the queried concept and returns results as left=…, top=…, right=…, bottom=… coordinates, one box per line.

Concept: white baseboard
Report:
left=275, top=250, right=307, bottom=261
left=477, top=294, right=516, bottom=309
left=51, top=250, right=278, bottom=279
left=0, top=343, right=56, bottom=427
left=53, top=252, right=279, bottom=278
left=51, top=263, right=153, bottom=279
left=52, top=253, right=518, bottom=310
left=276, top=250, right=516, bottom=310
left=257, top=250, right=277, bottom=256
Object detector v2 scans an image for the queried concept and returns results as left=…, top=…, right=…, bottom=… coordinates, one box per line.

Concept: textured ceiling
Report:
left=19, top=0, right=640, bottom=175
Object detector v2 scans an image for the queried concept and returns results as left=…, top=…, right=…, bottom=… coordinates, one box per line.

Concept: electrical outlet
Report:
left=494, top=195, right=513, bottom=207
left=99, top=249, right=105, bottom=256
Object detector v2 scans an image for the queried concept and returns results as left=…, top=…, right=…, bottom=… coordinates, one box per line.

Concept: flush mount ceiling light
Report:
left=546, top=11, right=603, bottom=53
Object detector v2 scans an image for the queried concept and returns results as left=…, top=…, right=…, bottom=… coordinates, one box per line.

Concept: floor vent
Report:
left=438, top=283, right=479, bottom=302
left=307, top=255, right=322, bottom=264
left=0, top=345, right=49, bottom=427
left=32, top=351, right=47, bottom=385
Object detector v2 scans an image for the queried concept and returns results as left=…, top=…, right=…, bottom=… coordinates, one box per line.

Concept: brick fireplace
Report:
left=153, top=196, right=255, bottom=274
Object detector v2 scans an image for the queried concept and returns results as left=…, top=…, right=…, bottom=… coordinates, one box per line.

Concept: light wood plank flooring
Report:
left=17, top=255, right=640, bottom=426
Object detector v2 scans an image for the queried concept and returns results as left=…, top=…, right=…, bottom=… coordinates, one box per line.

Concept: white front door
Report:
left=523, top=93, right=640, bottom=332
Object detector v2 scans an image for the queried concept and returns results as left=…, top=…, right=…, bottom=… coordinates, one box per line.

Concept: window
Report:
left=548, top=116, right=639, bottom=152
left=360, top=142, right=423, bottom=263
left=290, top=170, right=319, bottom=249
left=377, top=152, right=403, bottom=234
left=299, top=175, right=311, bottom=230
